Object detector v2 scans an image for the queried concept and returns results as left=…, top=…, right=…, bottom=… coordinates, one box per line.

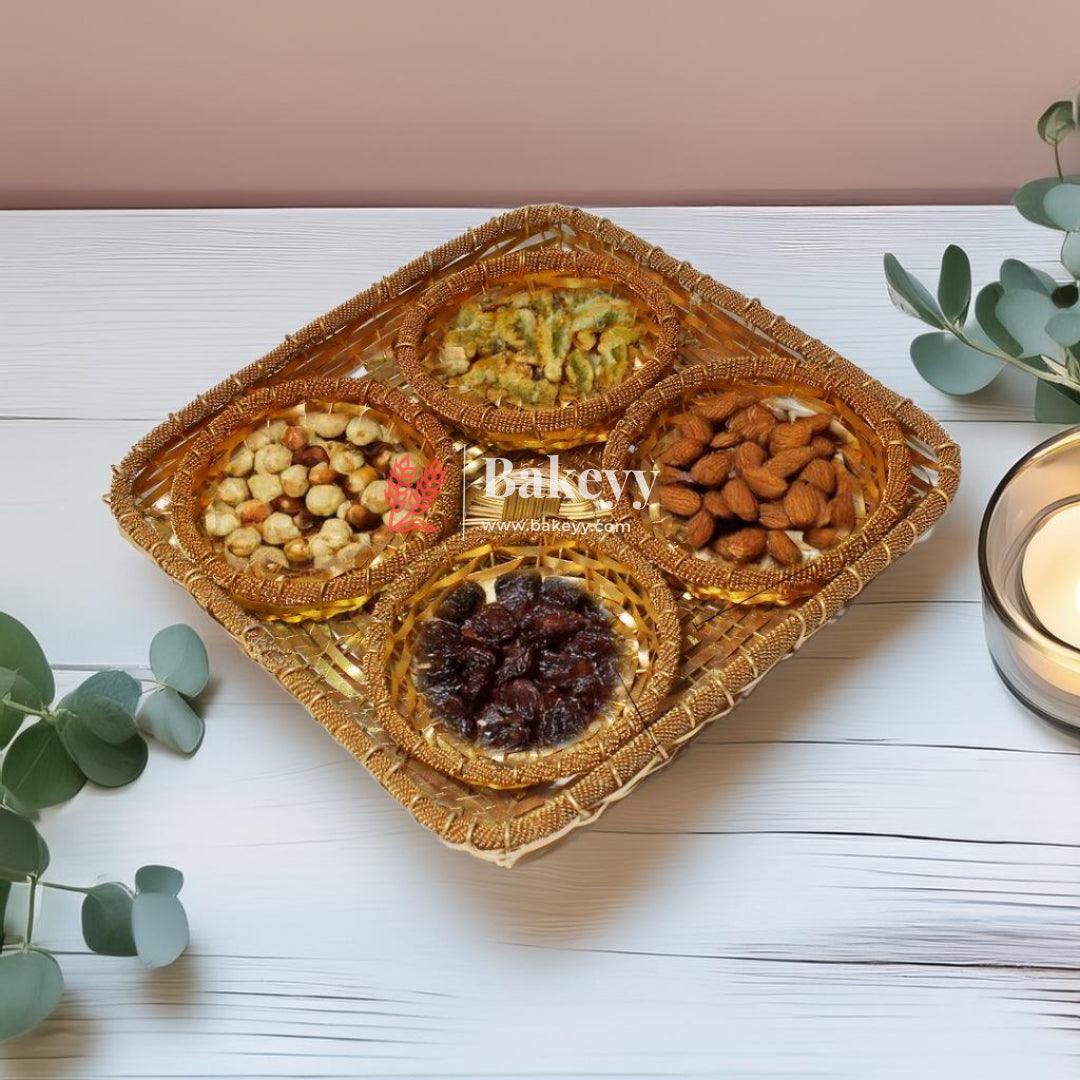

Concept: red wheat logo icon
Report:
left=385, top=453, right=445, bottom=533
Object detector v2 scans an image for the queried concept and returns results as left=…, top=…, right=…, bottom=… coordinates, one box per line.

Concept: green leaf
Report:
left=0, top=807, right=48, bottom=881
left=910, top=332, right=1003, bottom=395
left=138, top=688, right=205, bottom=756
left=1044, top=184, right=1080, bottom=233
left=884, top=254, right=946, bottom=328
left=0, top=614, right=52, bottom=709
left=1034, top=380, right=1080, bottom=422
left=1, top=722, right=85, bottom=810
left=0, top=669, right=40, bottom=750
left=149, top=626, right=209, bottom=698
left=1053, top=283, right=1079, bottom=308
left=57, top=718, right=146, bottom=789
left=81, top=883, right=137, bottom=956
left=0, top=785, right=38, bottom=820
left=1063, top=232, right=1080, bottom=279
left=0, top=881, right=9, bottom=940
left=131, top=892, right=189, bottom=968
left=1047, top=311, right=1080, bottom=347
left=135, top=865, right=183, bottom=897
left=1037, top=100, right=1077, bottom=145
left=937, top=245, right=971, bottom=326
left=1000, top=259, right=1057, bottom=295
left=0, top=948, right=64, bottom=1040
left=1014, top=176, right=1080, bottom=228
left=61, top=670, right=140, bottom=718
left=996, top=289, right=1065, bottom=360
left=975, top=283, right=1023, bottom=357
left=58, top=692, right=136, bottom=746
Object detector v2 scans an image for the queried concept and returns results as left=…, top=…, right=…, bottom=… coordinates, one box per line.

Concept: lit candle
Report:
left=1020, top=503, right=1080, bottom=651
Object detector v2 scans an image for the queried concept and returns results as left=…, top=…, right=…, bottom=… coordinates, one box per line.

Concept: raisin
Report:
left=435, top=581, right=485, bottom=624
left=568, top=626, right=619, bottom=660
left=423, top=685, right=474, bottom=739
left=536, top=697, right=587, bottom=746
left=492, top=677, right=542, bottom=728
left=541, top=575, right=589, bottom=609
left=494, top=644, right=537, bottom=685
left=417, top=618, right=463, bottom=681
left=494, top=570, right=541, bottom=615
left=475, top=703, right=530, bottom=750
left=519, top=602, right=587, bottom=644
left=461, top=602, right=519, bottom=646
left=460, top=645, right=498, bottom=703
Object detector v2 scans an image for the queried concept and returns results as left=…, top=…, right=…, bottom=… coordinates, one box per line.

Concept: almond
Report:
left=833, top=458, right=857, bottom=495
left=684, top=509, right=715, bottom=549
left=766, top=446, right=817, bottom=479
left=783, top=481, right=823, bottom=529
left=714, top=526, right=767, bottom=563
left=741, top=465, right=789, bottom=500
left=827, top=491, right=856, bottom=531
left=721, top=477, right=758, bottom=522
left=758, top=501, right=791, bottom=530
left=734, top=440, right=767, bottom=473
left=798, top=458, right=836, bottom=494
left=806, top=412, right=833, bottom=434
left=805, top=526, right=841, bottom=549
left=768, top=420, right=813, bottom=454
left=709, top=430, right=742, bottom=450
left=704, top=489, right=734, bottom=519
left=660, top=435, right=706, bottom=467
left=659, top=464, right=693, bottom=484
left=729, top=404, right=777, bottom=446
left=766, top=529, right=802, bottom=567
left=658, top=484, right=702, bottom=517
left=695, top=390, right=756, bottom=422
left=810, top=435, right=835, bottom=459
left=689, top=450, right=734, bottom=487
left=672, top=411, right=712, bottom=443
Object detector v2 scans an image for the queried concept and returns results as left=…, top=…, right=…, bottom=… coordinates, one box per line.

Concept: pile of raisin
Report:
left=415, top=571, right=622, bottom=751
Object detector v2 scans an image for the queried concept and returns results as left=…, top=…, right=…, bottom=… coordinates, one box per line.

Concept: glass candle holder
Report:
left=980, top=426, right=1080, bottom=729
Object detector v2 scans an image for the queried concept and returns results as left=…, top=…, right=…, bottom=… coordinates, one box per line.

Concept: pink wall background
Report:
left=2, top=0, right=1076, bottom=210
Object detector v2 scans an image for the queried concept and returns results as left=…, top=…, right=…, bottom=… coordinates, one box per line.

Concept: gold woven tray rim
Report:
left=107, top=204, right=962, bottom=865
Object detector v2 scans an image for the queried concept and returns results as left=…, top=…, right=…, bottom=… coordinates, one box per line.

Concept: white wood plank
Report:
left=0, top=206, right=1065, bottom=423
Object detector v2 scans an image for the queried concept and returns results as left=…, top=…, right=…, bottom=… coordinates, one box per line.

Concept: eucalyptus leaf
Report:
left=0, top=784, right=38, bottom=820
left=149, top=626, right=209, bottom=698
left=883, top=254, right=946, bottom=328
left=131, top=892, right=189, bottom=968
left=1063, top=232, right=1080, bottom=279
left=58, top=693, right=136, bottom=746
left=0, top=948, right=64, bottom=1040
left=57, top=718, right=146, bottom=789
left=0, top=669, right=40, bottom=750
left=1, top=722, right=84, bottom=810
left=1037, top=100, right=1077, bottom=145
left=910, top=333, right=1002, bottom=395
left=1014, top=176, right=1080, bottom=228
left=81, top=883, right=137, bottom=956
left=995, top=289, right=1064, bottom=360
left=1053, top=283, right=1080, bottom=309
left=974, top=283, right=1023, bottom=357
left=135, top=865, right=183, bottom=897
left=1034, top=380, right=1080, bottom=422
left=0, top=807, right=48, bottom=881
left=1046, top=311, right=1080, bottom=347
left=61, top=670, right=140, bottom=718
left=937, top=245, right=971, bottom=325
left=138, top=688, right=204, bottom=756
left=0, top=881, right=9, bottom=940
left=999, top=259, right=1057, bottom=295
left=1043, top=184, right=1080, bottom=233
left=0, top=614, right=53, bottom=709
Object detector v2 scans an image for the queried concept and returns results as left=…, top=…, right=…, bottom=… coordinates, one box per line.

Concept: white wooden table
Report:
left=1, top=207, right=1077, bottom=1079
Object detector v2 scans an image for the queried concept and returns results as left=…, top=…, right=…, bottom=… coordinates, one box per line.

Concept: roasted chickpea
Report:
left=204, top=503, right=240, bottom=537
left=245, top=428, right=274, bottom=452
left=306, top=484, right=346, bottom=517
left=237, top=499, right=272, bottom=525
left=280, top=463, right=310, bottom=498
left=303, top=411, right=349, bottom=438
left=345, top=415, right=381, bottom=446
left=225, top=525, right=262, bottom=557
left=283, top=537, right=313, bottom=564
left=343, top=465, right=379, bottom=497
left=308, top=461, right=336, bottom=486
left=254, top=444, right=292, bottom=475
left=389, top=450, right=427, bottom=472
left=360, top=479, right=391, bottom=515
left=216, top=477, right=249, bottom=506
left=345, top=502, right=379, bottom=530
left=248, top=473, right=283, bottom=503
left=261, top=512, right=301, bottom=546
left=335, top=540, right=368, bottom=567
left=265, top=419, right=289, bottom=441
left=250, top=545, right=288, bottom=576
left=369, top=447, right=394, bottom=471
left=296, top=445, right=329, bottom=468
left=318, top=518, right=353, bottom=551
left=293, top=508, right=317, bottom=531
left=224, top=446, right=254, bottom=477
left=330, top=448, right=365, bottom=475
left=273, top=494, right=303, bottom=514
left=282, top=425, right=309, bottom=452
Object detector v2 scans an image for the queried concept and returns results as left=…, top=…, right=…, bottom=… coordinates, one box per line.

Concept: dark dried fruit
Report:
left=435, top=581, right=485, bottom=624
left=415, top=573, right=622, bottom=752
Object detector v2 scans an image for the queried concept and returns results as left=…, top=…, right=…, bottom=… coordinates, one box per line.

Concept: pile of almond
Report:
left=654, top=391, right=866, bottom=567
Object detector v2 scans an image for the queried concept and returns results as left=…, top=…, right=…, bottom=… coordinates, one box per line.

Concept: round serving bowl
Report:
left=394, top=247, right=680, bottom=450
left=602, top=355, right=913, bottom=604
left=358, top=526, right=681, bottom=789
left=171, top=376, right=461, bottom=620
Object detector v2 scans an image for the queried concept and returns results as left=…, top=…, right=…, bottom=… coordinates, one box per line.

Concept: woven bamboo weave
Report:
left=107, top=204, right=961, bottom=866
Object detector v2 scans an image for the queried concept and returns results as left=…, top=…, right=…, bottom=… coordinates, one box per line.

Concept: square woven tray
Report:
left=109, top=205, right=960, bottom=866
